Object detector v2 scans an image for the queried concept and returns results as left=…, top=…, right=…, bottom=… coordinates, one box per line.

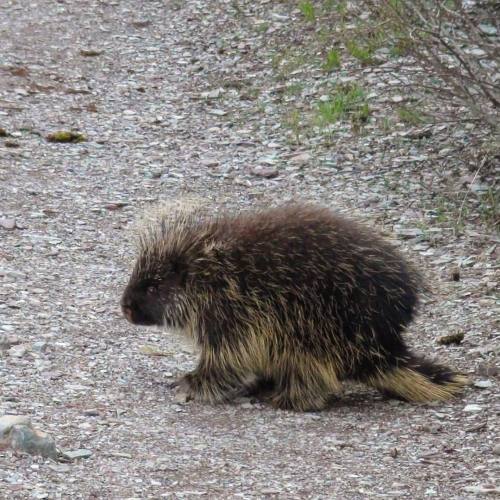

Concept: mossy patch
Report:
left=437, top=332, right=465, bottom=346
left=46, top=131, right=87, bottom=143
left=80, top=49, right=103, bottom=57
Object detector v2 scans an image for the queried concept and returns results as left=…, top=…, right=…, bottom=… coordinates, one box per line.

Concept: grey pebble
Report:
left=63, top=449, right=93, bottom=460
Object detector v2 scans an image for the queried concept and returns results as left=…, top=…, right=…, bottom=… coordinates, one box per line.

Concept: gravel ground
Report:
left=0, top=1, right=498, bottom=498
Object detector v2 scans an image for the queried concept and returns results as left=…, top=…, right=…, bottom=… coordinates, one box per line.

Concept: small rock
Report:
left=32, top=341, right=48, bottom=353
left=9, top=425, right=60, bottom=460
left=149, top=169, right=163, bottom=179
left=464, top=421, right=487, bottom=433
left=173, top=391, right=190, bottom=404
left=200, top=89, right=223, bottom=99
left=83, top=409, right=100, bottom=417
left=463, top=485, right=500, bottom=494
left=0, top=323, right=16, bottom=331
left=201, top=158, right=219, bottom=167
left=493, top=444, right=500, bottom=456
left=8, top=344, right=29, bottom=358
left=48, top=464, right=71, bottom=473
left=405, top=127, right=433, bottom=140
left=419, top=424, right=442, bottom=434
left=63, top=448, right=92, bottom=460
left=465, top=47, right=486, bottom=57
left=471, top=344, right=500, bottom=356
left=251, top=165, right=279, bottom=178
left=131, top=20, right=151, bottom=28
left=289, top=152, right=311, bottom=164
left=0, top=415, right=31, bottom=439
left=0, top=127, right=7, bottom=136
left=260, top=489, right=281, bottom=495
left=479, top=24, right=497, bottom=36
left=104, top=201, right=129, bottom=210
left=450, top=268, right=460, bottom=281
left=0, top=335, right=22, bottom=348
left=0, top=217, right=17, bottom=231
left=473, top=380, right=493, bottom=389
left=32, top=492, right=49, bottom=500
left=394, top=227, right=424, bottom=239
left=463, top=404, right=482, bottom=412
left=4, top=140, right=19, bottom=148
left=139, top=345, right=171, bottom=357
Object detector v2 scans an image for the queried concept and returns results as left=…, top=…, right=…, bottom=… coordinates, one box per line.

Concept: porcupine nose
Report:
left=121, top=297, right=134, bottom=323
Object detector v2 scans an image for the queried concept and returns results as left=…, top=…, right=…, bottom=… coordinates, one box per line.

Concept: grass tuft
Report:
left=299, top=1, right=316, bottom=22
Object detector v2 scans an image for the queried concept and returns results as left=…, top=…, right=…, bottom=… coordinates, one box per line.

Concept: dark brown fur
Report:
left=121, top=203, right=467, bottom=411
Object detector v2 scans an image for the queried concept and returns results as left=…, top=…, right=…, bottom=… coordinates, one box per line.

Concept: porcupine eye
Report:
left=146, top=284, right=158, bottom=295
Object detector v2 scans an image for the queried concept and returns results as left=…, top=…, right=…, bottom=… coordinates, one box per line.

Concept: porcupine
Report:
left=120, top=202, right=467, bottom=411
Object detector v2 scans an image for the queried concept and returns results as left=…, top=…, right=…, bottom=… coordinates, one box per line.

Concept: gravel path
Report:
left=1, top=1, right=498, bottom=498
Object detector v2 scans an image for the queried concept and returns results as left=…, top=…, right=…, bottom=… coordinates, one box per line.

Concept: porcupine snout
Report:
left=120, top=295, right=134, bottom=323
left=121, top=300, right=133, bottom=323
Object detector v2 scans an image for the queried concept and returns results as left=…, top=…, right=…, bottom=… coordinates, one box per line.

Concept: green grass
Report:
left=477, top=188, right=499, bottom=229
left=353, top=102, right=370, bottom=123
left=379, top=117, right=393, bottom=132
left=390, top=35, right=412, bottom=57
left=255, top=22, right=270, bottom=33
left=345, top=40, right=376, bottom=65
left=299, top=1, right=316, bottom=22
left=285, top=82, right=305, bottom=96
left=397, top=105, right=427, bottom=126
left=273, top=51, right=308, bottom=81
left=316, top=84, right=370, bottom=125
left=322, top=49, right=341, bottom=72
left=283, top=109, right=302, bottom=144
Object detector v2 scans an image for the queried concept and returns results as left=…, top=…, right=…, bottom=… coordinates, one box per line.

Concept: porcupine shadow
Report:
left=121, top=202, right=468, bottom=411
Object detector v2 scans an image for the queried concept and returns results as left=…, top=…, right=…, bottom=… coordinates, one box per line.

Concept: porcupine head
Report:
left=120, top=200, right=217, bottom=332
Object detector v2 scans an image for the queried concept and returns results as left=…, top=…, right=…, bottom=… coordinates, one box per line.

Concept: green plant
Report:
left=364, top=0, right=499, bottom=131
left=345, top=40, right=375, bottom=65
left=284, top=109, right=302, bottom=144
left=322, top=49, right=341, bottom=72
left=274, top=52, right=308, bottom=81
left=389, top=34, right=412, bottom=57
left=380, top=117, right=393, bottom=132
left=353, top=102, right=371, bottom=124
left=397, top=106, right=427, bottom=126
left=256, top=22, right=269, bottom=33
left=477, top=188, right=499, bottom=229
left=285, top=82, right=305, bottom=96
left=316, top=84, right=369, bottom=125
left=299, top=1, right=316, bottom=22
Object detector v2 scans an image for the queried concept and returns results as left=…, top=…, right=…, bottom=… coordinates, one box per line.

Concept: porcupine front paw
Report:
left=170, top=372, right=224, bottom=404
left=170, top=371, right=252, bottom=404
left=170, top=373, right=196, bottom=403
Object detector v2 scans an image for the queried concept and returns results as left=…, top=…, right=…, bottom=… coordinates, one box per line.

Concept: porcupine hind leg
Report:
left=265, top=356, right=342, bottom=411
